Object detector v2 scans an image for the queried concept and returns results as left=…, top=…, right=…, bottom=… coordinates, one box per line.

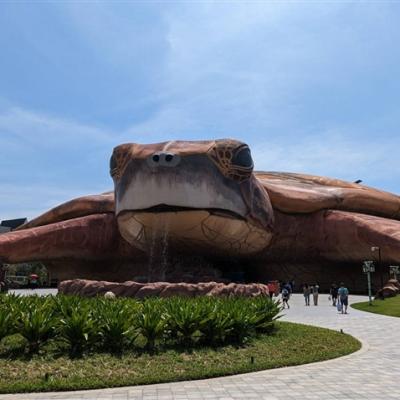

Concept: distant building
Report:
left=0, top=226, right=10, bottom=234
left=0, top=218, right=28, bottom=233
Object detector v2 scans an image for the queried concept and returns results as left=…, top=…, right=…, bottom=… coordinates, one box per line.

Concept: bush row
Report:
left=0, top=294, right=281, bottom=357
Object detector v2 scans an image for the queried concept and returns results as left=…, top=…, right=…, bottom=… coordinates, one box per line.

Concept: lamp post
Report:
left=363, top=261, right=375, bottom=306
left=371, top=246, right=383, bottom=288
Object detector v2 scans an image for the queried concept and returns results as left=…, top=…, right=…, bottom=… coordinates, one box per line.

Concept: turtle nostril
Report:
left=148, top=152, right=179, bottom=167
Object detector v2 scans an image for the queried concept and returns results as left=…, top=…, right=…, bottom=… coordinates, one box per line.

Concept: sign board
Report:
left=363, top=261, right=375, bottom=273
left=389, top=265, right=399, bottom=274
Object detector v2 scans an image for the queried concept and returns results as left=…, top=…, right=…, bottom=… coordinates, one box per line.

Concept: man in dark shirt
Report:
left=330, top=283, right=338, bottom=306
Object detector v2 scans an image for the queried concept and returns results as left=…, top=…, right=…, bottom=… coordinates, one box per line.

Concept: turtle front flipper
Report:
left=319, top=210, right=400, bottom=263
left=16, top=192, right=114, bottom=230
left=257, top=171, right=400, bottom=220
left=0, top=213, right=147, bottom=282
left=0, top=214, right=120, bottom=264
left=269, top=210, right=400, bottom=263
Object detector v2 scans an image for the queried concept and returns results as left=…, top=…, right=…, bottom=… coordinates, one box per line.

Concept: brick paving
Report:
left=2, top=294, right=399, bottom=400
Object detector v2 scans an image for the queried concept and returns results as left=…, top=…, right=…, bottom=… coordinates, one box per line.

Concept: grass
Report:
left=0, top=321, right=360, bottom=394
left=352, top=296, right=400, bottom=317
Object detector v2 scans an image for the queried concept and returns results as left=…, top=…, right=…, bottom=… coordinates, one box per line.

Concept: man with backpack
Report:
left=338, top=282, right=349, bottom=314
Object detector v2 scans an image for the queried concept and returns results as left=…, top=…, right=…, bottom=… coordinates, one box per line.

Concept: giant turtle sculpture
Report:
left=1, top=139, right=399, bottom=291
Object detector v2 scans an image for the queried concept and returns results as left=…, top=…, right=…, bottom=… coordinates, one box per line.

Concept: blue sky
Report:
left=1, top=1, right=400, bottom=219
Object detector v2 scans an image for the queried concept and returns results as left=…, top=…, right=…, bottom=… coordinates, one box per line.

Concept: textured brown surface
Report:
left=0, top=214, right=123, bottom=263
left=59, top=279, right=270, bottom=298
left=17, top=193, right=114, bottom=230
left=265, top=210, right=400, bottom=263
left=257, top=171, right=400, bottom=220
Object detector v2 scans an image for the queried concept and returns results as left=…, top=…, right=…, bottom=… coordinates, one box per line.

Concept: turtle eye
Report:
left=110, top=154, right=118, bottom=176
left=232, top=146, right=253, bottom=169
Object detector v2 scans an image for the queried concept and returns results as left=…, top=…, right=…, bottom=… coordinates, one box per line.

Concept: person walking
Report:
left=281, top=285, right=290, bottom=309
left=330, top=283, right=338, bottom=306
left=338, top=282, right=349, bottom=314
left=303, top=283, right=311, bottom=306
left=312, top=282, right=320, bottom=306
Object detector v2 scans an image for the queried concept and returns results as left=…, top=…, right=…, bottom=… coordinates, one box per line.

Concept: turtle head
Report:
left=110, top=139, right=274, bottom=255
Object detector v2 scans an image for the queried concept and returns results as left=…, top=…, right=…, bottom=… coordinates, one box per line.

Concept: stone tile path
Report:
left=9, top=288, right=58, bottom=296
left=2, top=294, right=400, bottom=400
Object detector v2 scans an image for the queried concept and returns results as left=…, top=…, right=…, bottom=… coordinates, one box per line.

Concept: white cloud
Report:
left=251, top=130, right=400, bottom=192
left=0, top=106, right=116, bottom=219
left=122, top=2, right=392, bottom=138
left=1, top=1, right=399, bottom=222
left=0, top=183, right=109, bottom=220
left=0, top=107, right=113, bottom=149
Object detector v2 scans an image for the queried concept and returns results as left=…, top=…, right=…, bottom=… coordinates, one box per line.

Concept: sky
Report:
left=1, top=1, right=400, bottom=219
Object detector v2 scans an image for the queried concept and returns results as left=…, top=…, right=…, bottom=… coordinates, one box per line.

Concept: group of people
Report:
left=279, top=281, right=350, bottom=314
left=302, top=283, right=320, bottom=306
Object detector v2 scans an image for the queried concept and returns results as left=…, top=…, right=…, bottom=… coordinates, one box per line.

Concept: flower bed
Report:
left=0, top=294, right=281, bottom=356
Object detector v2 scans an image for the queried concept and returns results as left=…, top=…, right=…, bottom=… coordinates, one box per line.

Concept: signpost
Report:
left=363, top=261, right=375, bottom=305
left=389, top=265, right=399, bottom=280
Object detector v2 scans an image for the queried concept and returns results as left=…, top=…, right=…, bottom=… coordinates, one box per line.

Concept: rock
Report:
left=375, top=279, right=400, bottom=298
left=387, top=279, right=400, bottom=290
left=58, top=279, right=269, bottom=298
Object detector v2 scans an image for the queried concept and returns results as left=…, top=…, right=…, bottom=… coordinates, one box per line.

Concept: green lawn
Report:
left=352, top=296, right=400, bottom=317
left=0, top=321, right=360, bottom=394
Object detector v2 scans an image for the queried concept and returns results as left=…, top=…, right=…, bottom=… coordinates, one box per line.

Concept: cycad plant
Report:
left=0, top=306, right=14, bottom=341
left=165, top=297, right=209, bottom=347
left=135, top=299, right=166, bottom=352
left=224, top=298, right=256, bottom=345
left=198, top=298, right=233, bottom=346
left=58, top=303, right=98, bottom=357
left=0, top=294, right=18, bottom=341
left=16, top=298, right=56, bottom=353
left=250, top=296, right=282, bottom=333
left=96, top=299, right=139, bottom=354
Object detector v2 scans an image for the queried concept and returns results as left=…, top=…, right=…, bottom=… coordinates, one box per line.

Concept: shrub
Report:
left=16, top=297, right=56, bottom=353
left=135, top=299, right=166, bottom=352
left=96, top=298, right=139, bottom=353
left=0, top=307, right=14, bottom=342
left=251, top=296, right=282, bottom=333
left=0, top=293, right=282, bottom=357
left=197, top=298, right=233, bottom=346
left=165, top=297, right=208, bottom=346
left=58, top=303, right=98, bottom=357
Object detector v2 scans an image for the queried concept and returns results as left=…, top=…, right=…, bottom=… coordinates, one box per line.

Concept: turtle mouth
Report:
left=117, top=206, right=271, bottom=256
left=129, top=204, right=246, bottom=221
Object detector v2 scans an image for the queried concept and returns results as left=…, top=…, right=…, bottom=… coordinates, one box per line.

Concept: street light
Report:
left=371, top=246, right=383, bottom=288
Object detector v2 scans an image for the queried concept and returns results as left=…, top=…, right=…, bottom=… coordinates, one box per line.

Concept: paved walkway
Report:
left=1, top=294, right=400, bottom=400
